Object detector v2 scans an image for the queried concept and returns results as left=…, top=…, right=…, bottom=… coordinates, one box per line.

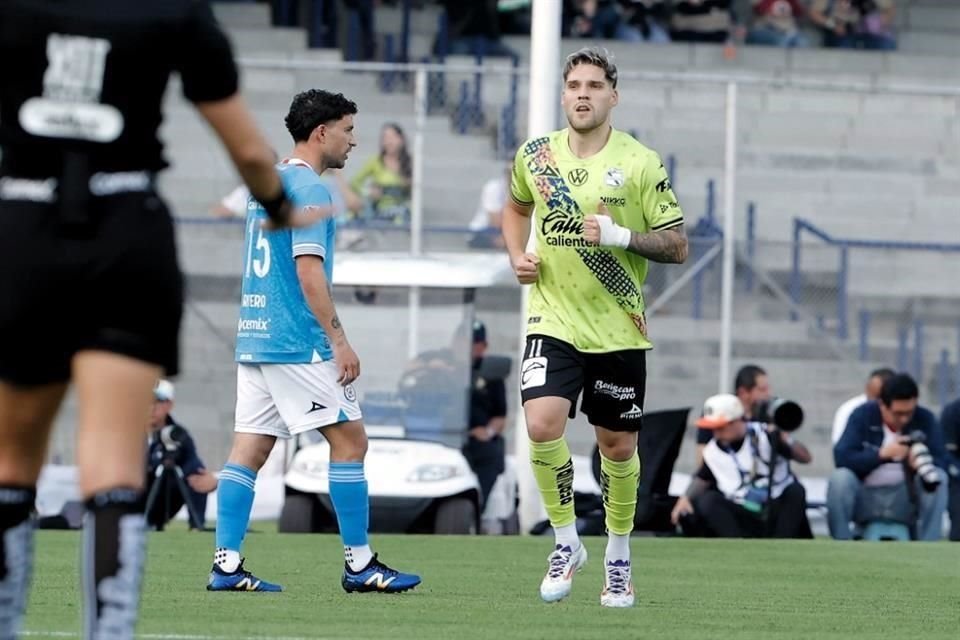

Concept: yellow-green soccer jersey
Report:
left=511, top=128, right=684, bottom=352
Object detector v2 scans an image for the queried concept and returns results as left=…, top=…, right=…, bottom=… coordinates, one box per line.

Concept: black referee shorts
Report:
left=519, top=334, right=647, bottom=432
left=0, top=192, right=182, bottom=385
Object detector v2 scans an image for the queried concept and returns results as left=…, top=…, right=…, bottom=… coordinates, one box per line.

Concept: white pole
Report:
left=516, top=0, right=562, bottom=534
left=407, top=68, right=427, bottom=360
left=718, top=81, right=738, bottom=393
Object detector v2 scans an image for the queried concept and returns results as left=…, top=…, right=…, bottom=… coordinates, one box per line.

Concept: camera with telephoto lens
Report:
left=752, top=397, right=804, bottom=432
left=158, top=424, right=188, bottom=462
left=902, top=431, right=941, bottom=492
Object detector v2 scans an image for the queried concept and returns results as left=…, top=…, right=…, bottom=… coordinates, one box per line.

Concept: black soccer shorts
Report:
left=0, top=192, right=182, bottom=385
left=519, top=334, right=647, bottom=432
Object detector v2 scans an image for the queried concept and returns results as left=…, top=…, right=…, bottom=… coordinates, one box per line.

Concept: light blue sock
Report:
left=329, top=462, right=369, bottom=545
left=329, top=462, right=372, bottom=570
left=214, top=463, right=256, bottom=571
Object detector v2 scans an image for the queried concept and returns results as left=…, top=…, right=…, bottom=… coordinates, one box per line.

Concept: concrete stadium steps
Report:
left=374, top=3, right=443, bottom=39
left=227, top=27, right=310, bottom=53
left=213, top=2, right=272, bottom=28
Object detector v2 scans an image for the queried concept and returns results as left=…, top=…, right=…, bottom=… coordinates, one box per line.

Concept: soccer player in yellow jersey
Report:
left=502, top=47, right=688, bottom=608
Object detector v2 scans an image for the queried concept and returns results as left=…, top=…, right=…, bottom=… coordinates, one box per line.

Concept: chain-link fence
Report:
left=43, top=59, right=960, bottom=482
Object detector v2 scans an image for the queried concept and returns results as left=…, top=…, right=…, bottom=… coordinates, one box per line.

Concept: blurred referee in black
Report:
left=0, top=2, right=329, bottom=638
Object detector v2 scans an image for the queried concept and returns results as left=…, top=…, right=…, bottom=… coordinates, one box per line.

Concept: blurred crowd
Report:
left=431, top=0, right=898, bottom=57
left=228, top=1, right=898, bottom=57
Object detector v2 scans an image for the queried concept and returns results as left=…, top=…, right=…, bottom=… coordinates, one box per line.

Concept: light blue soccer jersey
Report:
left=235, top=159, right=336, bottom=364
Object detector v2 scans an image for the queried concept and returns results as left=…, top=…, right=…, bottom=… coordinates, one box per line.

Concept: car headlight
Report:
left=407, top=464, right=462, bottom=482
left=294, top=459, right=328, bottom=476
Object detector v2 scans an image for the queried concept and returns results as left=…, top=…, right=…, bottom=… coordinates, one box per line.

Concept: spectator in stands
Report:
left=343, top=0, right=376, bottom=61
left=567, top=0, right=644, bottom=42
left=671, top=394, right=813, bottom=538
left=809, top=0, right=897, bottom=50
left=619, top=0, right=672, bottom=43
left=938, top=397, right=960, bottom=541
left=210, top=149, right=279, bottom=218
left=832, top=367, right=896, bottom=445
left=746, top=0, right=811, bottom=48
left=499, top=0, right=533, bottom=35
left=468, top=158, right=510, bottom=249
left=695, top=364, right=771, bottom=467
left=210, top=183, right=251, bottom=219
left=436, top=0, right=519, bottom=58
left=670, top=0, right=736, bottom=43
left=145, top=380, right=217, bottom=530
left=828, top=373, right=948, bottom=541
left=349, top=122, right=412, bottom=225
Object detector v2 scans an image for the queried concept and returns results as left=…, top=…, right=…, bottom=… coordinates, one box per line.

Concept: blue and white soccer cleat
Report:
left=207, top=560, right=282, bottom=592
left=539, top=543, right=588, bottom=603
left=600, top=559, right=634, bottom=608
left=341, top=554, right=421, bottom=593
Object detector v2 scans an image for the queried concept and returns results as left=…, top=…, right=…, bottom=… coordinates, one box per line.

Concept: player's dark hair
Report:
left=734, top=364, right=766, bottom=393
left=880, top=373, right=919, bottom=406
left=285, top=89, right=358, bottom=142
left=562, top=46, right=618, bottom=88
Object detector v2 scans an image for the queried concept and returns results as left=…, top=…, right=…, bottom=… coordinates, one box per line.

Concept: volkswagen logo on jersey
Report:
left=567, top=168, right=589, bottom=186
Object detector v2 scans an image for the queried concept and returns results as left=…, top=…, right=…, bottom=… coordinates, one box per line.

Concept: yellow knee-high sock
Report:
left=600, top=451, right=641, bottom=536
left=529, top=438, right=576, bottom=528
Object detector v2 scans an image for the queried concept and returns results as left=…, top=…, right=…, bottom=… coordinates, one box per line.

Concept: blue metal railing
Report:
left=790, top=217, right=960, bottom=341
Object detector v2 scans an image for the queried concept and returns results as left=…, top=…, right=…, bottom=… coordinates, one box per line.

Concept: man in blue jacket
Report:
left=145, top=381, right=218, bottom=530
left=938, top=396, right=960, bottom=541
left=828, top=373, right=948, bottom=540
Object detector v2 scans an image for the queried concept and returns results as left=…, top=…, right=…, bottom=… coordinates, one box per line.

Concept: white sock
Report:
left=554, top=523, right=580, bottom=550
left=345, top=545, right=373, bottom=572
left=214, top=548, right=241, bottom=573
left=605, top=532, right=631, bottom=563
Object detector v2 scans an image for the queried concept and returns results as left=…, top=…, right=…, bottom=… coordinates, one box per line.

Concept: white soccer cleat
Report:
left=539, top=543, right=587, bottom=603
left=600, top=559, right=635, bottom=608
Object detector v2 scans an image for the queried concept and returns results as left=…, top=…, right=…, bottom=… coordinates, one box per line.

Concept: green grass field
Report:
left=21, top=529, right=959, bottom=640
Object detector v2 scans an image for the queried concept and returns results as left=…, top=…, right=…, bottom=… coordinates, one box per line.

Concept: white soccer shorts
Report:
left=234, top=362, right=362, bottom=439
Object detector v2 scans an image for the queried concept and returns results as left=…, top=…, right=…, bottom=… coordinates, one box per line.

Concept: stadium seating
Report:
left=46, top=1, right=959, bottom=476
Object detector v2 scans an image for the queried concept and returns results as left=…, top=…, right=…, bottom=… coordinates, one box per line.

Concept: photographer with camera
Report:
left=809, top=0, right=896, bottom=50
left=694, top=365, right=814, bottom=466
left=145, top=380, right=217, bottom=530
left=671, top=394, right=813, bottom=538
left=829, top=373, right=948, bottom=541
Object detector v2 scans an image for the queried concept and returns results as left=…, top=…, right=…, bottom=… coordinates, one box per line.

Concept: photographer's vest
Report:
left=703, top=423, right=795, bottom=503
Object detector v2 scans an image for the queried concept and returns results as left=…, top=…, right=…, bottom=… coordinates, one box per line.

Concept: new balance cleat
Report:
left=207, top=561, right=282, bottom=592
left=600, top=559, right=634, bottom=608
left=539, top=543, right=587, bottom=603
left=342, top=554, right=421, bottom=593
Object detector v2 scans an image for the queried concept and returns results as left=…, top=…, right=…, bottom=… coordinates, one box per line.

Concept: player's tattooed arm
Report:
left=626, top=224, right=688, bottom=264
left=331, top=314, right=342, bottom=331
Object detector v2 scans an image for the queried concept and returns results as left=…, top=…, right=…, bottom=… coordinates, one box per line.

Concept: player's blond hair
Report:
left=562, top=47, right=618, bottom=89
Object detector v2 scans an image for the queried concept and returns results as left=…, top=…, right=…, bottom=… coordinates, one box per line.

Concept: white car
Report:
left=280, top=427, right=482, bottom=534
left=278, top=252, right=519, bottom=536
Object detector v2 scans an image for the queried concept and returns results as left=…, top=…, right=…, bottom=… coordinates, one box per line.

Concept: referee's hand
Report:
left=512, top=252, right=540, bottom=284
left=260, top=204, right=336, bottom=231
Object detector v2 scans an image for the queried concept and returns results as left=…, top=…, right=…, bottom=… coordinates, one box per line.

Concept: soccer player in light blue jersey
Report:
left=208, top=89, right=420, bottom=594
